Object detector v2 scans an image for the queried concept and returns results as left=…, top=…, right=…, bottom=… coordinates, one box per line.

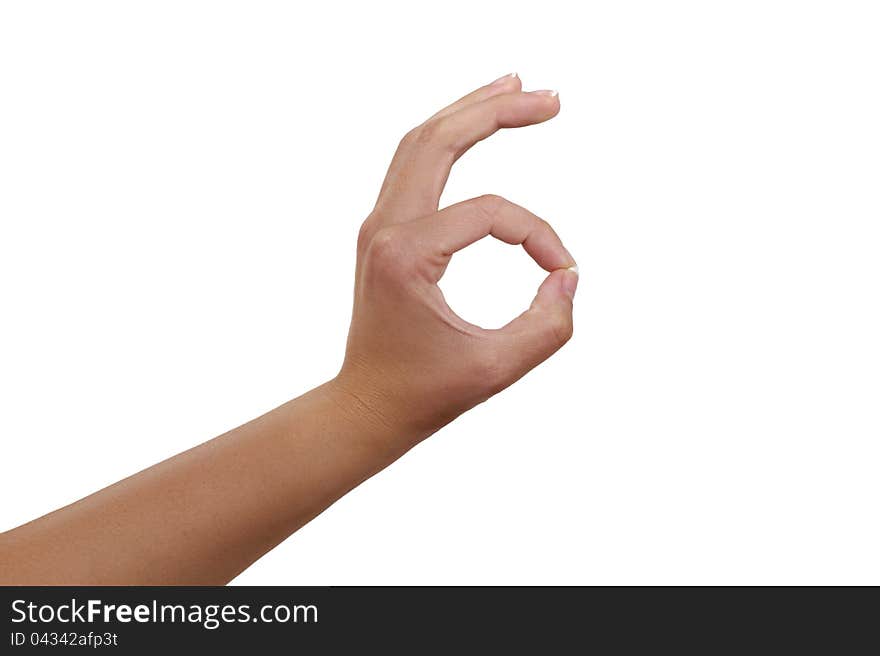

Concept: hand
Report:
left=336, top=74, right=579, bottom=443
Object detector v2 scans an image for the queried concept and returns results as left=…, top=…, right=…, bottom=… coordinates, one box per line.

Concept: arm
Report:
left=0, top=74, right=578, bottom=585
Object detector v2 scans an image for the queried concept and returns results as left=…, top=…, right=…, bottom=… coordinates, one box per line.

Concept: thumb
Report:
left=492, top=267, right=578, bottom=388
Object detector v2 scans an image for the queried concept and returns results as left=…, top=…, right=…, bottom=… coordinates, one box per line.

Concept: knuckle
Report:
left=412, top=118, right=449, bottom=148
left=366, top=227, right=407, bottom=277
left=473, top=193, right=508, bottom=219
left=399, top=126, right=420, bottom=149
left=546, top=311, right=574, bottom=349
left=357, top=218, right=377, bottom=253
left=539, top=217, right=561, bottom=242
left=368, top=226, right=398, bottom=257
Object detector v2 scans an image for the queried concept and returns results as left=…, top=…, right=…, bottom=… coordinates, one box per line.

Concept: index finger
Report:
left=401, top=194, right=574, bottom=281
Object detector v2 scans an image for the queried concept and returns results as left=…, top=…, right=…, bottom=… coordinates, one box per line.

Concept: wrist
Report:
left=324, top=368, right=426, bottom=455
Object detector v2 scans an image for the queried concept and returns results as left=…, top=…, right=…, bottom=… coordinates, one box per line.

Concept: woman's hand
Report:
left=337, top=74, right=578, bottom=443
left=0, top=74, right=577, bottom=585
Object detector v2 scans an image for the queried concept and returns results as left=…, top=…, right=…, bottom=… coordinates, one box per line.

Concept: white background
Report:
left=1, top=1, right=878, bottom=585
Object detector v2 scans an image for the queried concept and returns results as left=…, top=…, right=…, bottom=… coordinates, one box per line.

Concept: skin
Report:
left=0, top=73, right=578, bottom=585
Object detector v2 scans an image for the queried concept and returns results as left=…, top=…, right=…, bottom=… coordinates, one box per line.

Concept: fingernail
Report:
left=490, top=72, right=518, bottom=86
left=562, top=267, right=579, bottom=299
left=563, top=247, right=577, bottom=268
left=530, top=89, right=559, bottom=98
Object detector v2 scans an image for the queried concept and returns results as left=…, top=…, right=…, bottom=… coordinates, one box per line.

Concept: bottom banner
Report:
left=0, top=586, right=872, bottom=652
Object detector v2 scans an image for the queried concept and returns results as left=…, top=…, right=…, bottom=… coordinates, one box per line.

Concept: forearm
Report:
left=0, top=379, right=413, bottom=585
